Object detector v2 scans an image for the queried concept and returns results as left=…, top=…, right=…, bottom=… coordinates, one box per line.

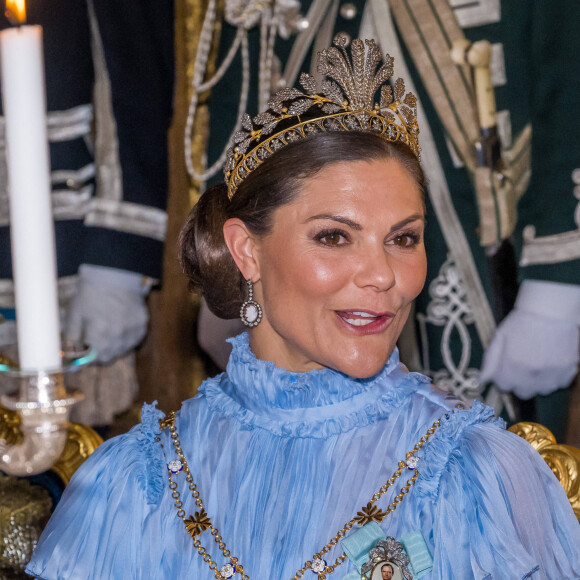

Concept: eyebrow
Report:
left=305, top=214, right=362, bottom=230
left=305, top=213, right=425, bottom=233
left=389, top=214, right=425, bottom=232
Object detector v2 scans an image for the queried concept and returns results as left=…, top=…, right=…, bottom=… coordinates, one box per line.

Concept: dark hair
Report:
left=179, top=131, right=425, bottom=318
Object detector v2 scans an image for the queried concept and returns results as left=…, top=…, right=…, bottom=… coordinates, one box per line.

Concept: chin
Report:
left=328, top=348, right=394, bottom=379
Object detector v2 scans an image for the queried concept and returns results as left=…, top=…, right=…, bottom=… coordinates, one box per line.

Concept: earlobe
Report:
left=222, top=218, right=261, bottom=281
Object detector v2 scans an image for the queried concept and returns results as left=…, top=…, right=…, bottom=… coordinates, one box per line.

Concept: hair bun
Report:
left=179, top=184, right=244, bottom=319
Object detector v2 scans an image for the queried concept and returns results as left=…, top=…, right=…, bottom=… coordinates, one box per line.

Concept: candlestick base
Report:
left=0, top=342, right=96, bottom=476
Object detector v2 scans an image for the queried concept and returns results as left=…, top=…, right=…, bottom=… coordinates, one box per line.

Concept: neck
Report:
left=248, top=326, right=325, bottom=373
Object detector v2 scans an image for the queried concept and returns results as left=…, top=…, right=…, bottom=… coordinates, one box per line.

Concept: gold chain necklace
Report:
left=157, top=411, right=448, bottom=580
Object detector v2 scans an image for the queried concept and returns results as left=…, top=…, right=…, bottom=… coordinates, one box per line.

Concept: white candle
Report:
left=1, top=24, right=62, bottom=371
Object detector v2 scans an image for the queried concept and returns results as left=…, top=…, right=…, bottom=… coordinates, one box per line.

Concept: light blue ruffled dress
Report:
left=27, top=333, right=580, bottom=579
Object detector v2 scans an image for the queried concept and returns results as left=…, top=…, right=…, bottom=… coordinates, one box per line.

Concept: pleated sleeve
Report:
left=26, top=403, right=166, bottom=580
left=419, top=406, right=580, bottom=579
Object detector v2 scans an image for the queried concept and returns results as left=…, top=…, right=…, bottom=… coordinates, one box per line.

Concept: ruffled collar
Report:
left=199, top=333, right=430, bottom=438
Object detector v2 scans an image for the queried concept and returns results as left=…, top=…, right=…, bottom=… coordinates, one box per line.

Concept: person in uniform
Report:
left=0, top=0, right=174, bottom=428
left=194, top=0, right=580, bottom=441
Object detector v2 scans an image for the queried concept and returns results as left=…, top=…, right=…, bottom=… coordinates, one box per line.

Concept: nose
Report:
left=352, top=243, right=396, bottom=291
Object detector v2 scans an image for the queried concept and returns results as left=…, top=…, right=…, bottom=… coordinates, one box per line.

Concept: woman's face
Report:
left=248, top=157, right=426, bottom=378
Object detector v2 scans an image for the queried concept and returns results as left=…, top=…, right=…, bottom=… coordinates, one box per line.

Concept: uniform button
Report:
left=340, top=2, right=357, bottom=20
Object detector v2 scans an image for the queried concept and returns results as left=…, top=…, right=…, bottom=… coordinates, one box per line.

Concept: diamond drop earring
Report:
left=240, top=279, right=262, bottom=327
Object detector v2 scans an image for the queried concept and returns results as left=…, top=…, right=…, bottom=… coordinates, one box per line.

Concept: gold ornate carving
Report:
left=183, top=0, right=226, bottom=394
left=0, top=354, right=23, bottom=445
left=508, top=422, right=555, bottom=450
left=509, top=422, right=580, bottom=521
left=0, top=405, right=22, bottom=446
left=0, top=353, right=15, bottom=367
left=184, top=0, right=223, bottom=206
left=49, top=422, right=103, bottom=485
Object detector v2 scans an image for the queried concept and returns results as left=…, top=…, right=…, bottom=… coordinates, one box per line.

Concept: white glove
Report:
left=480, top=280, right=580, bottom=399
left=66, top=265, right=152, bottom=363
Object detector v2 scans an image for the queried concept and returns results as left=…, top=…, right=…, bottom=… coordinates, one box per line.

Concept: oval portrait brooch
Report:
left=361, top=537, right=413, bottom=580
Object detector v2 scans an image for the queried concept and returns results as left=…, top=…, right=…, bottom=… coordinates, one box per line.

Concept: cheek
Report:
left=397, top=253, right=427, bottom=299
left=265, top=249, right=352, bottom=299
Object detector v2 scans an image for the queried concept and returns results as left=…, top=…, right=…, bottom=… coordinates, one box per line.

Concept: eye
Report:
left=391, top=232, right=421, bottom=247
left=314, top=228, right=349, bottom=246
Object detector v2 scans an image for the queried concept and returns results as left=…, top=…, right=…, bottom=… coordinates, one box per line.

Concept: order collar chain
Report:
left=157, top=409, right=455, bottom=579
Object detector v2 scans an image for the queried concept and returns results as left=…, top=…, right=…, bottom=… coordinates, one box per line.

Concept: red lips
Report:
left=335, top=310, right=395, bottom=335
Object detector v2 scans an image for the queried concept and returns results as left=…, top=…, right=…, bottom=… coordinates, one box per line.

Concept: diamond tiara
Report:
left=224, top=36, right=421, bottom=200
